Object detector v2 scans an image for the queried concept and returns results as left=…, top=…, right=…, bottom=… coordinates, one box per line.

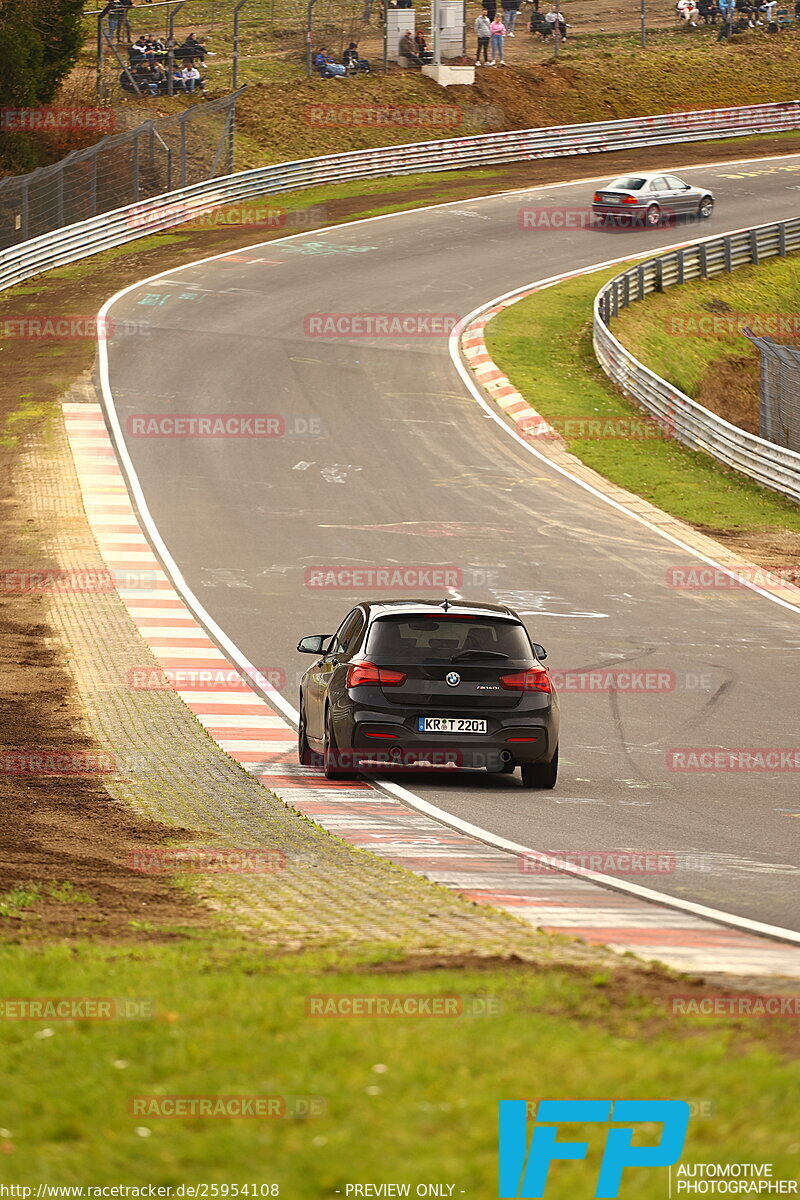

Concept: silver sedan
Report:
left=592, top=172, right=715, bottom=227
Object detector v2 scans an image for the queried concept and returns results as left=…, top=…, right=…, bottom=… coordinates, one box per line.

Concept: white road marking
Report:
left=94, top=148, right=800, bottom=944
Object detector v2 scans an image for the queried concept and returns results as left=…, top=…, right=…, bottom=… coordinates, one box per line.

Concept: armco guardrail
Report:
left=593, top=219, right=800, bottom=504
left=2, top=99, right=800, bottom=293
left=1, top=99, right=800, bottom=504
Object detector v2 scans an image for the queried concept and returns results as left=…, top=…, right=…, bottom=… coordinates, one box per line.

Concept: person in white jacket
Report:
left=474, top=10, right=491, bottom=63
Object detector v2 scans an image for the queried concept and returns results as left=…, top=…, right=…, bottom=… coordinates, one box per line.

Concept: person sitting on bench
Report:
left=399, top=30, right=423, bottom=64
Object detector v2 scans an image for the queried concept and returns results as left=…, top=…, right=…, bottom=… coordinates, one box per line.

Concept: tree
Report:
left=0, top=0, right=84, bottom=107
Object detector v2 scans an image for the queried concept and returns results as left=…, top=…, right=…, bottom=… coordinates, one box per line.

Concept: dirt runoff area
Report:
left=2, top=140, right=799, bottom=943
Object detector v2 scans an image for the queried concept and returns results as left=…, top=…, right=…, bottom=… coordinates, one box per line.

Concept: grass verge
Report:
left=0, top=939, right=798, bottom=1189
left=484, top=264, right=800, bottom=558
left=612, top=251, right=800, bottom=434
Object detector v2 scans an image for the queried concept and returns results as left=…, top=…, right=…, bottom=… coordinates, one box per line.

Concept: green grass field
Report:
left=485, top=266, right=800, bottom=534
left=0, top=938, right=798, bottom=1191
left=612, top=251, right=800, bottom=397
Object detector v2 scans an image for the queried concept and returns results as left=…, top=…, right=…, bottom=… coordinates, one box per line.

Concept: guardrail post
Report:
left=779, top=223, right=787, bottom=257
left=612, top=281, right=619, bottom=318
left=699, top=243, right=708, bottom=279
left=655, top=258, right=663, bottom=292
left=750, top=229, right=759, bottom=265
left=677, top=248, right=685, bottom=285
left=637, top=263, right=645, bottom=300
left=724, top=237, right=732, bottom=273
left=623, top=274, right=630, bottom=307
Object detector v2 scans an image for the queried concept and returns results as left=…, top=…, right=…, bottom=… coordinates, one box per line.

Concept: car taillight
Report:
left=621, top=195, right=638, bottom=204
left=593, top=193, right=603, bottom=203
left=499, top=668, right=551, bottom=693
left=346, top=662, right=407, bottom=688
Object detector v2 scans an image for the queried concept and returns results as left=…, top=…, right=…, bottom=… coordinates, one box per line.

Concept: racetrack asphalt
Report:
left=102, top=152, right=800, bottom=931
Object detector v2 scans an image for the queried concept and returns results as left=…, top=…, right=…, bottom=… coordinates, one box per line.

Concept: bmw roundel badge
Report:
left=446, top=671, right=461, bottom=687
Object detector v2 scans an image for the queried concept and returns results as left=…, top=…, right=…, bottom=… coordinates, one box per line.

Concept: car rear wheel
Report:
left=298, top=700, right=320, bottom=767
left=698, top=196, right=714, bottom=219
left=520, top=747, right=558, bottom=790
left=645, top=204, right=661, bottom=227
left=323, top=709, right=355, bottom=780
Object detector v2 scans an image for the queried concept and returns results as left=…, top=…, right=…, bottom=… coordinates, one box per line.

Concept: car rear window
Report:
left=607, top=176, right=646, bottom=190
left=365, top=616, right=533, bottom=664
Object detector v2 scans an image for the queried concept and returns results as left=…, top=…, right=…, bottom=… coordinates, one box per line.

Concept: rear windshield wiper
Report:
left=450, top=650, right=510, bottom=662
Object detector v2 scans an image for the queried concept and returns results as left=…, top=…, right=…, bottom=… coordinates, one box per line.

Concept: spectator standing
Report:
left=106, top=0, right=123, bottom=42
left=502, top=0, right=520, bottom=33
left=118, top=0, right=134, bottom=42
left=484, top=0, right=497, bottom=18
left=489, top=14, right=506, bottom=61
left=475, top=9, right=491, bottom=61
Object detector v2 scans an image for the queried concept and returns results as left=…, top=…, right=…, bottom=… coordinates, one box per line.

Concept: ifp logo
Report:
left=498, top=1100, right=690, bottom=1197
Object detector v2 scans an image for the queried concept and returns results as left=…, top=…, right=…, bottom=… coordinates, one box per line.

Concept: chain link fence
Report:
left=0, top=89, right=243, bottom=251
left=745, top=330, right=800, bottom=453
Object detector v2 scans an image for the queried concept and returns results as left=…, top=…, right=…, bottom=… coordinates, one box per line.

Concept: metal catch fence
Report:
left=0, top=89, right=243, bottom=251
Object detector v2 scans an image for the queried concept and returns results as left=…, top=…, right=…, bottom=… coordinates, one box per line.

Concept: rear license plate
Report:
left=417, top=717, right=488, bottom=734
left=603, top=195, right=621, bottom=203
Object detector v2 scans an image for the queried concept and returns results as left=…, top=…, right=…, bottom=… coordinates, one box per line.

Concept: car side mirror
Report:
left=532, top=643, right=547, bottom=661
left=297, top=634, right=331, bottom=654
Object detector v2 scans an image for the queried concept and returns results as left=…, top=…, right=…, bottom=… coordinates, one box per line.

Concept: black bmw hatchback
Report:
left=297, top=599, right=559, bottom=788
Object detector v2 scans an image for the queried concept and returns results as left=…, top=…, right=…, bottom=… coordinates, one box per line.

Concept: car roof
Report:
left=607, top=171, right=683, bottom=181
left=360, top=599, right=521, bottom=620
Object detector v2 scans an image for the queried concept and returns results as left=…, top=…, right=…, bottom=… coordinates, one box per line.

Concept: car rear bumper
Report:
left=343, top=713, right=557, bottom=769
left=591, top=203, right=646, bottom=222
